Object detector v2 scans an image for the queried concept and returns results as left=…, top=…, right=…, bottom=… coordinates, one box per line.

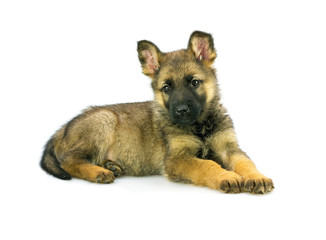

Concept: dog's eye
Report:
left=162, top=85, right=171, bottom=93
left=191, top=79, right=201, bottom=88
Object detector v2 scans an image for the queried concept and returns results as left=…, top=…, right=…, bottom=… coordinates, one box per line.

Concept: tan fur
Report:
left=41, top=31, right=274, bottom=194
left=232, top=154, right=274, bottom=193
left=61, top=157, right=115, bottom=183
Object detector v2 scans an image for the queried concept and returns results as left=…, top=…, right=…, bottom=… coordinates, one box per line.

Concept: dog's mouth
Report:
left=174, top=117, right=196, bottom=126
left=170, top=109, right=201, bottom=126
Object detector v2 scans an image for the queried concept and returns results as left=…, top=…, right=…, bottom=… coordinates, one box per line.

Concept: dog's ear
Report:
left=137, top=40, right=162, bottom=77
left=188, top=31, right=217, bottom=67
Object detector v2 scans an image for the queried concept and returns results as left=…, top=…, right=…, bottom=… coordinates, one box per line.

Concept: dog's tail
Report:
left=40, top=137, right=71, bottom=180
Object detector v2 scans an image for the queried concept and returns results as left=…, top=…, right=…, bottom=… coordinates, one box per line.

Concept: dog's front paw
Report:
left=243, top=173, right=274, bottom=194
left=218, top=172, right=243, bottom=193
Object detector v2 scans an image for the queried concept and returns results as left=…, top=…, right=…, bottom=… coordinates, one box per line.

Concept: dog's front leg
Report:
left=230, top=154, right=274, bottom=194
left=209, top=129, right=274, bottom=194
left=164, top=135, right=242, bottom=193
left=165, top=157, right=243, bottom=193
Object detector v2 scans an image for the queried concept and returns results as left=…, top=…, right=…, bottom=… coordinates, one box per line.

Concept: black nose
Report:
left=175, top=104, right=189, bottom=115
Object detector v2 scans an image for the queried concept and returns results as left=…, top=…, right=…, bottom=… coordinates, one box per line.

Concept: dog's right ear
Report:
left=137, top=40, right=162, bottom=78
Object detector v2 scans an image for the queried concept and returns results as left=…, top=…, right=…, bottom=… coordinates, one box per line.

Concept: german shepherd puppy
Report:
left=41, top=31, right=274, bottom=194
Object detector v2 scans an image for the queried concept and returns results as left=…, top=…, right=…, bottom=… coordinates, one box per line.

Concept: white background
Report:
left=1, top=0, right=325, bottom=239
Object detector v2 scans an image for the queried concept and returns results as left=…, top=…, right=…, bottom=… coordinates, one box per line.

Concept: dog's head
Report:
left=137, top=31, right=218, bottom=126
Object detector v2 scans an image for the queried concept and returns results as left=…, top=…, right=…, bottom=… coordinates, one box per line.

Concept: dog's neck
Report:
left=191, top=96, right=233, bottom=140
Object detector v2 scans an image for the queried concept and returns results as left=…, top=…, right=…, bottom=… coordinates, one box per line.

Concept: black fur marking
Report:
left=205, top=149, right=215, bottom=160
left=185, top=75, right=194, bottom=82
left=40, top=138, right=71, bottom=180
left=165, top=79, right=172, bottom=87
left=192, top=114, right=216, bottom=140
left=168, top=84, right=206, bottom=126
left=196, top=148, right=204, bottom=158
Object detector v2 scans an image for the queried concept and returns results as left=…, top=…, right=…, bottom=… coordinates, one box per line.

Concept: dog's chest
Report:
left=192, top=114, right=217, bottom=141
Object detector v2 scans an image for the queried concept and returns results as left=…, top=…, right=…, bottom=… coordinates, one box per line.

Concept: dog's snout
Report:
left=175, top=104, right=189, bottom=115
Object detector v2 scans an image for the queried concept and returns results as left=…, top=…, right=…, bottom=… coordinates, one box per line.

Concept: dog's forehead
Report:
left=163, top=50, right=193, bottom=66
left=157, top=50, right=205, bottom=85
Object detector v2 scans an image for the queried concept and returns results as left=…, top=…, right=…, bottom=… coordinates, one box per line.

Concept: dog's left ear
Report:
left=188, top=31, right=217, bottom=67
left=137, top=40, right=162, bottom=78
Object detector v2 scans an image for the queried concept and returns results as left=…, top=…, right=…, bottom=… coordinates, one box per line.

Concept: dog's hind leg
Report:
left=60, top=156, right=115, bottom=184
left=102, top=160, right=124, bottom=177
